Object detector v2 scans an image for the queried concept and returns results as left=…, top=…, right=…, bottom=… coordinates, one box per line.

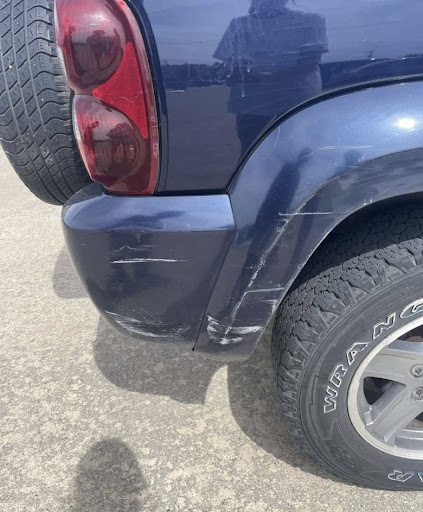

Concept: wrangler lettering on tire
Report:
left=323, top=300, right=423, bottom=415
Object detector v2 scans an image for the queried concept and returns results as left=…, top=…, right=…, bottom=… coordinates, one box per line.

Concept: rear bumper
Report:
left=63, top=184, right=235, bottom=347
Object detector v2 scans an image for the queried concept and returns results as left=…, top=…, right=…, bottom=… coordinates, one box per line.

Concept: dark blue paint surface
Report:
left=133, top=0, right=423, bottom=192
left=195, top=82, right=423, bottom=359
left=64, top=81, right=423, bottom=360
left=63, top=185, right=235, bottom=345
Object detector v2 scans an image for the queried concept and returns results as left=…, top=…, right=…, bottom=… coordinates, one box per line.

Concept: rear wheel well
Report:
left=293, top=191, right=423, bottom=287
left=330, top=192, right=423, bottom=236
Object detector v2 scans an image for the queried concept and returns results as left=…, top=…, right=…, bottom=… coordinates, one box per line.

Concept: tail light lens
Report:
left=73, top=96, right=148, bottom=190
left=55, top=0, right=159, bottom=194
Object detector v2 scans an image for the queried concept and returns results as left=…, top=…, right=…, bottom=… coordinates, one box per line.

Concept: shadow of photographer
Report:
left=72, top=438, right=148, bottom=512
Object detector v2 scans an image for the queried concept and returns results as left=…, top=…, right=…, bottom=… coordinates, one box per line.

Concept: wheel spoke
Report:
left=362, top=340, right=423, bottom=384
left=365, top=382, right=423, bottom=446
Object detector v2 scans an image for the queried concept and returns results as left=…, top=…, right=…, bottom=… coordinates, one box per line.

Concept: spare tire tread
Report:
left=0, top=0, right=90, bottom=204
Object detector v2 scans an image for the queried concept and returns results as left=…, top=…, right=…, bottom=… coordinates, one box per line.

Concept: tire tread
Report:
left=272, top=208, right=423, bottom=486
left=0, top=0, right=90, bottom=204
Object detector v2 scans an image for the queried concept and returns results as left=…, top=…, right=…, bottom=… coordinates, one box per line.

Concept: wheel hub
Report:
left=348, top=317, right=423, bottom=459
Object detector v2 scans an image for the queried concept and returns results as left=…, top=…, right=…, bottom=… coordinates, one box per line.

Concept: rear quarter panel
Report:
left=134, top=0, right=423, bottom=192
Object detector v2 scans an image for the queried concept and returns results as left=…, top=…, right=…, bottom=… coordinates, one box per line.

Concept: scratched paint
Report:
left=206, top=315, right=263, bottom=345
left=111, top=258, right=184, bottom=264
left=105, top=311, right=189, bottom=339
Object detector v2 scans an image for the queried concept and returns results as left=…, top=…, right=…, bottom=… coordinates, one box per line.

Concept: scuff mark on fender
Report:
left=231, top=326, right=262, bottom=334
left=206, top=315, right=262, bottom=345
left=203, top=210, right=330, bottom=348
left=278, top=211, right=339, bottom=217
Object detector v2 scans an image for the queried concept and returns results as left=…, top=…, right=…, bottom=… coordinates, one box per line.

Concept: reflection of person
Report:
left=86, top=29, right=122, bottom=70
left=214, top=0, right=327, bottom=153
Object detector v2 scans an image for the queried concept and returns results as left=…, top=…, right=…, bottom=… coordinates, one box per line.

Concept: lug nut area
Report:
left=411, top=364, right=423, bottom=377
left=413, top=387, right=423, bottom=401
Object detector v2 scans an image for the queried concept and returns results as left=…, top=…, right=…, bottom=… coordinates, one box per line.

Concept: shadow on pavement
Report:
left=52, top=247, right=87, bottom=300
left=53, top=247, right=337, bottom=483
left=93, top=318, right=222, bottom=404
left=72, top=438, right=147, bottom=512
left=92, top=318, right=329, bottom=480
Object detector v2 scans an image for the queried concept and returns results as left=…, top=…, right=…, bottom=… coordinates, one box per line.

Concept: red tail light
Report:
left=55, top=0, right=159, bottom=194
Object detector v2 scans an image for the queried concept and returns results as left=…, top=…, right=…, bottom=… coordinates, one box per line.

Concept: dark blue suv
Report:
left=3, top=0, right=423, bottom=489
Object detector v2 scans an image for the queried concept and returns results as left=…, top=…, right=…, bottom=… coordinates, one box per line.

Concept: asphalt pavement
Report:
left=1, top=150, right=422, bottom=511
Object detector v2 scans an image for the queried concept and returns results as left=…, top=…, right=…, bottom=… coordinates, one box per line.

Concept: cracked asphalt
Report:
left=2, top=150, right=423, bottom=511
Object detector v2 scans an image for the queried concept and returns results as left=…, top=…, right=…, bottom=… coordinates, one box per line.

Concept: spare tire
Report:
left=0, top=0, right=90, bottom=205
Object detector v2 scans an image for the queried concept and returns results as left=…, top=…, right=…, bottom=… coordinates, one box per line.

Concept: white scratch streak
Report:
left=231, top=326, right=262, bottom=334
left=111, top=258, right=184, bottom=264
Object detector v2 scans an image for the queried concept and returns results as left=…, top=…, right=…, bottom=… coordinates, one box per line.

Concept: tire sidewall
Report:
left=301, top=270, right=423, bottom=489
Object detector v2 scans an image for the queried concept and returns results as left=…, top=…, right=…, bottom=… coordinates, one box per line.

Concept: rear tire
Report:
left=0, top=0, right=90, bottom=204
left=272, top=208, right=423, bottom=489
